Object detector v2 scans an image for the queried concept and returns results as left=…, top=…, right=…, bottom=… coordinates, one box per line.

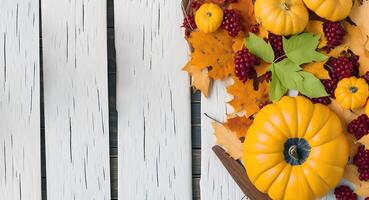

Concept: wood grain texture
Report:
left=41, top=0, right=111, bottom=199
left=0, top=1, right=41, bottom=199
left=115, top=0, right=192, bottom=199
left=201, top=81, right=247, bottom=200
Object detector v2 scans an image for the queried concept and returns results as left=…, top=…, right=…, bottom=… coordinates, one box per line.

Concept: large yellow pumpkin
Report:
left=254, top=0, right=309, bottom=36
left=243, top=96, right=349, bottom=200
left=302, top=0, right=353, bottom=22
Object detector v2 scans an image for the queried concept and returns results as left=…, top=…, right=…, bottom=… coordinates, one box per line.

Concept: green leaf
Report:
left=270, top=58, right=329, bottom=99
left=270, top=64, right=288, bottom=101
left=297, top=71, right=329, bottom=98
left=283, top=33, right=328, bottom=65
left=245, top=33, right=275, bottom=63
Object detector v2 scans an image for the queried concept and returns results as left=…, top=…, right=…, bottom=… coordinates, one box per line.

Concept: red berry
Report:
left=182, top=15, right=197, bottom=37
left=222, top=9, right=243, bottom=37
left=259, top=101, right=271, bottom=109
left=323, top=21, right=346, bottom=49
left=322, top=79, right=338, bottom=97
left=234, top=48, right=260, bottom=82
left=353, top=145, right=369, bottom=181
left=250, top=24, right=259, bottom=34
left=348, top=115, right=369, bottom=140
left=365, top=197, right=369, bottom=200
left=268, top=33, right=285, bottom=60
left=334, top=185, right=358, bottom=200
left=191, top=1, right=203, bottom=10
left=327, top=56, right=356, bottom=80
left=311, top=97, right=331, bottom=105
left=259, top=71, right=271, bottom=83
left=228, top=0, right=237, bottom=3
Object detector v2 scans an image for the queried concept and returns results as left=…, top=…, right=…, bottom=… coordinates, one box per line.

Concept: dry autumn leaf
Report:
left=302, top=61, right=330, bottom=79
left=227, top=79, right=269, bottom=117
left=229, top=0, right=256, bottom=33
left=358, top=134, right=369, bottom=149
left=213, top=122, right=243, bottom=159
left=344, top=165, right=361, bottom=186
left=255, top=61, right=270, bottom=77
left=343, top=22, right=369, bottom=75
left=191, top=69, right=212, bottom=97
left=225, top=115, right=253, bottom=138
left=184, top=30, right=235, bottom=80
left=304, top=20, right=327, bottom=48
left=328, top=98, right=359, bottom=126
left=350, top=0, right=369, bottom=36
left=355, top=181, right=369, bottom=197
left=232, top=31, right=246, bottom=52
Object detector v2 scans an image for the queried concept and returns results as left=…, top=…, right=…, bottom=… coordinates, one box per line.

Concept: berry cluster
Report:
left=362, top=71, right=369, bottom=84
left=334, top=185, right=358, bottom=200
left=348, top=114, right=369, bottom=140
left=234, top=48, right=261, bottom=82
left=322, top=79, right=339, bottom=97
left=322, top=52, right=360, bottom=97
left=228, top=0, right=237, bottom=3
left=182, top=15, right=197, bottom=37
left=268, top=33, right=285, bottom=59
left=222, top=9, right=243, bottom=37
left=354, top=145, right=369, bottom=181
left=250, top=24, right=259, bottom=34
left=311, top=96, right=331, bottom=105
left=191, top=1, right=203, bottom=11
left=323, top=21, right=346, bottom=49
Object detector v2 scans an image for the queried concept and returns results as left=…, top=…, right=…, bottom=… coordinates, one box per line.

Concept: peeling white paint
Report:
left=115, top=0, right=192, bottom=199
left=0, top=1, right=41, bottom=199
left=41, top=0, right=111, bottom=199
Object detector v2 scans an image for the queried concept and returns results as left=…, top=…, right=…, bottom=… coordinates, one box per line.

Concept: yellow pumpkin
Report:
left=254, top=0, right=309, bottom=36
left=302, top=0, right=353, bottom=22
left=366, top=101, right=369, bottom=117
left=335, top=77, right=369, bottom=110
left=195, top=3, right=223, bottom=33
left=243, top=96, right=349, bottom=200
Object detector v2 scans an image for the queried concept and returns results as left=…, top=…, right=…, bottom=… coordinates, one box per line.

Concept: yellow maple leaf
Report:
left=343, top=22, right=369, bottom=75
left=344, top=164, right=369, bottom=197
left=229, top=0, right=256, bottom=33
left=213, top=122, right=244, bottom=159
left=328, top=98, right=359, bottom=126
left=302, top=61, right=330, bottom=79
left=232, top=31, right=246, bottom=52
left=355, top=181, right=369, bottom=197
left=305, top=20, right=327, bottom=48
left=255, top=61, right=270, bottom=77
left=227, top=79, right=269, bottom=117
left=350, top=0, right=369, bottom=36
left=191, top=69, right=212, bottom=97
left=225, top=115, right=253, bottom=138
left=358, top=134, right=369, bottom=149
left=184, top=30, right=235, bottom=80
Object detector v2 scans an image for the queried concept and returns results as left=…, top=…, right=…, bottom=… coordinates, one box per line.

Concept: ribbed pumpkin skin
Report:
left=243, top=96, right=349, bottom=200
left=335, top=77, right=369, bottom=110
left=302, top=0, right=353, bottom=21
left=195, top=3, right=224, bottom=33
left=255, top=0, right=309, bottom=36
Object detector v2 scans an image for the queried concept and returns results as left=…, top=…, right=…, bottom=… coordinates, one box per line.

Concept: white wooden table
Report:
left=0, top=0, right=244, bottom=199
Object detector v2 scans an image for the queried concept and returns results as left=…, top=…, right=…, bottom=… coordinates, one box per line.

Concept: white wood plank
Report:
left=41, top=0, right=110, bottom=199
left=0, top=1, right=41, bottom=199
left=115, top=0, right=192, bottom=199
left=201, top=81, right=247, bottom=200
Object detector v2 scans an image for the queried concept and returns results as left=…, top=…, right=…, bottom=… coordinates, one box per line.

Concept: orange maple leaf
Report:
left=225, top=115, right=253, bottom=138
left=305, top=20, right=327, bottom=48
left=191, top=69, right=212, bottom=97
left=343, top=22, right=369, bottom=75
left=358, top=134, right=369, bottom=150
left=227, top=79, right=269, bottom=117
left=302, top=61, right=330, bottom=79
left=213, top=122, right=243, bottom=159
left=344, top=165, right=369, bottom=198
left=184, top=30, right=235, bottom=80
left=229, top=0, right=256, bottom=33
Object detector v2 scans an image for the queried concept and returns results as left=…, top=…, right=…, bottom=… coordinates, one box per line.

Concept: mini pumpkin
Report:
left=243, top=96, right=349, bottom=200
left=302, top=0, right=353, bottom=22
left=254, top=0, right=309, bottom=36
left=335, top=77, right=369, bottom=110
left=195, top=3, right=224, bottom=33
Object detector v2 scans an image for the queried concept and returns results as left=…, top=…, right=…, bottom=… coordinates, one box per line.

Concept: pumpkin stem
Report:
left=349, top=86, right=358, bottom=94
left=288, top=145, right=299, bottom=160
left=281, top=2, right=290, bottom=11
left=206, top=12, right=212, bottom=17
